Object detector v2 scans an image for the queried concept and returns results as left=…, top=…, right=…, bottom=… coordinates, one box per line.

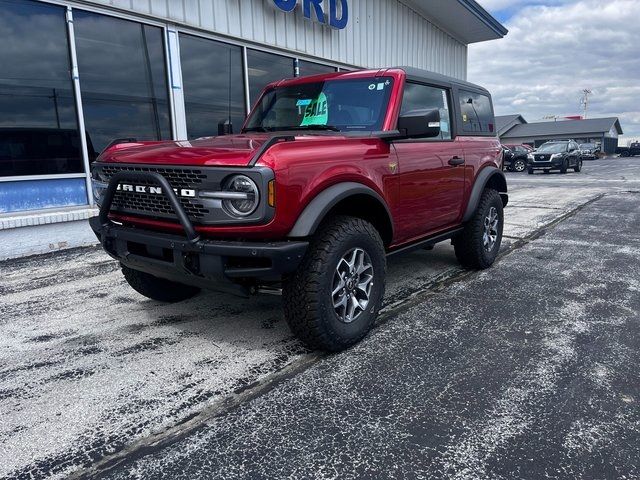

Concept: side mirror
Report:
left=218, top=120, right=233, bottom=136
left=397, top=109, right=441, bottom=139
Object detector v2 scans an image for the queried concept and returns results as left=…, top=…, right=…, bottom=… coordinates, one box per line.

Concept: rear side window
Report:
left=400, top=83, right=451, bottom=140
left=459, top=90, right=495, bottom=134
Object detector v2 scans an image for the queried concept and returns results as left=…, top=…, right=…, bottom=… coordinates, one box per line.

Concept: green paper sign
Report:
left=301, top=92, right=328, bottom=126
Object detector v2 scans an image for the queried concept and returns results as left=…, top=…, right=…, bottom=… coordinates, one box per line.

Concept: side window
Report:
left=459, top=90, right=495, bottom=134
left=400, top=83, right=452, bottom=140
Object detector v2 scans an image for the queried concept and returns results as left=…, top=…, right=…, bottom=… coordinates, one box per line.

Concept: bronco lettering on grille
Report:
left=117, top=183, right=196, bottom=198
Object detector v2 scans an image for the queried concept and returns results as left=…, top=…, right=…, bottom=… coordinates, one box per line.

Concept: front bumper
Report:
left=528, top=159, right=563, bottom=170
left=89, top=218, right=307, bottom=294
left=91, top=169, right=307, bottom=295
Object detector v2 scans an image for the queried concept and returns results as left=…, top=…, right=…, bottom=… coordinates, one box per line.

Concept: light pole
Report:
left=580, top=89, right=592, bottom=119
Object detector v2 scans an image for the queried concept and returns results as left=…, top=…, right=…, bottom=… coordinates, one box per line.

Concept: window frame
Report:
left=454, top=87, right=497, bottom=137
left=396, top=80, right=456, bottom=143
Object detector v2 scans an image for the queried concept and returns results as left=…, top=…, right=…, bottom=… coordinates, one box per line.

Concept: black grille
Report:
left=534, top=155, right=550, bottom=162
left=98, top=165, right=210, bottom=221
left=100, top=165, right=207, bottom=189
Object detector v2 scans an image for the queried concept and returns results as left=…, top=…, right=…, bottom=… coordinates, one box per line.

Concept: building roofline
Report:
left=404, top=1, right=508, bottom=44
left=458, top=0, right=509, bottom=37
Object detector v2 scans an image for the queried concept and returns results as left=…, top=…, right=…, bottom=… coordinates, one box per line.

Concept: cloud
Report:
left=470, top=0, right=640, bottom=143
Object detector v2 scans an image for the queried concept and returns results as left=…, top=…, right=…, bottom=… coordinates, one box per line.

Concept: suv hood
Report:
left=100, top=135, right=276, bottom=167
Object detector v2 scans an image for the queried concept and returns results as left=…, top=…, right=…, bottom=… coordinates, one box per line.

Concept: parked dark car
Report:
left=617, top=142, right=640, bottom=157
left=578, top=143, right=599, bottom=160
left=527, top=140, right=582, bottom=174
left=502, top=144, right=531, bottom=172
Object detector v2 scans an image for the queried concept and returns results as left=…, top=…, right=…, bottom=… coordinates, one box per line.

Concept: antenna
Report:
left=228, top=49, right=233, bottom=131
left=580, top=89, right=592, bottom=119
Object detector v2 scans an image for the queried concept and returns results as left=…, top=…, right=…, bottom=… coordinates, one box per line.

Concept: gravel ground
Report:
left=0, top=158, right=638, bottom=479
left=98, top=191, right=640, bottom=480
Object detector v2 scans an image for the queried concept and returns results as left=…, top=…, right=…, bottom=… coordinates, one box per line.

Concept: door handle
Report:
left=448, top=156, right=465, bottom=166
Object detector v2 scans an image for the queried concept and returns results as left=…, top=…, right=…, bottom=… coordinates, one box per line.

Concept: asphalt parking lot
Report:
left=1, top=157, right=639, bottom=479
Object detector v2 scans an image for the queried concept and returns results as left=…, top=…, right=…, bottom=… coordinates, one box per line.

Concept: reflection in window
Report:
left=179, top=34, right=245, bottom=139
left=298, top=60, right=337, bottom=78
left=401, top=83, right=452, bottom=140
left=245, top=78, right=394, bottom=132
left=74, top=11, right=171, bottom=155
left=459, top=90, right=494, bottom=134
left=247, top=49, right=294, bottom=105
left=0, top=0, right=83, bottom=176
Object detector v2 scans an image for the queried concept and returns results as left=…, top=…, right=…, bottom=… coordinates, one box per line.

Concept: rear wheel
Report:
left=282, top=216, right=386, bottom=352
left=574, top=159, right=583, bottom=172
left=121, top=266, right=200, bottom=302
left=454, top=189, right=504, bottom=270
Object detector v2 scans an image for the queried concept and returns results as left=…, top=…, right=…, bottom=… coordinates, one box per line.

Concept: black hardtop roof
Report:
left=392, top=66, right=491, bottom=95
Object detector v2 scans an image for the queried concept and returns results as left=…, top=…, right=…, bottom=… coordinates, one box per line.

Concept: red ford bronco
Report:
left=90, top=67, right=507, bottom=351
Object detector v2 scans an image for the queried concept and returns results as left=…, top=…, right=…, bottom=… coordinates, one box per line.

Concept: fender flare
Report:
left=462, top=167, right=509, bottom=222
left=288, top=182, right=392, bottom=238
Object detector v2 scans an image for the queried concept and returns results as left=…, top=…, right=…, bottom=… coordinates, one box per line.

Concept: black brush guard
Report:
left=89, top=171, right=308, bottom=296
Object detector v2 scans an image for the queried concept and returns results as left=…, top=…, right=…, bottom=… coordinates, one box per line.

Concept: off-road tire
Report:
left=454, top=188, right=504, bottom=270
left=282, top=216, right=386, bottom=352
left=574, top=159, right=583, bottom=172
left=122, top=266, right=200, bottom=302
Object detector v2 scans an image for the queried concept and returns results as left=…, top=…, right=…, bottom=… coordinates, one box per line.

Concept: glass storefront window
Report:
left=73, top=11, right=171, bottom=156
left=0, top=0, right=83, bottom=177
left=298, top=60, right=337, bottom=77
left=247, top=49, right=295, bottom=105
left=179, top=34, right=245, bottom=139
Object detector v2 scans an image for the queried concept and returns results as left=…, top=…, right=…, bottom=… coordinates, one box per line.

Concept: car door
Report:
left=569, top=142, right=579, bottom=165
left=392, top=82, right=465, bottom=243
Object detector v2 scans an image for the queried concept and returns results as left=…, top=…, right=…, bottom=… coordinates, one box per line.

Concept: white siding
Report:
left=82, top=0, right=468, bottom=79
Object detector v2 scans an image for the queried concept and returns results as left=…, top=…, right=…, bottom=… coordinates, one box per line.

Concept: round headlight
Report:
left=222, top=175, right=259, bottom=217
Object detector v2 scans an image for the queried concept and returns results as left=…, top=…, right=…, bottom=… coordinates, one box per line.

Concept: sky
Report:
left=468, top=0, right=640, bottom=144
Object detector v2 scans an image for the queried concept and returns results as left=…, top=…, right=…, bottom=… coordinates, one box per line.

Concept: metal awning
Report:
left=405, top=0, right=508, bottom=44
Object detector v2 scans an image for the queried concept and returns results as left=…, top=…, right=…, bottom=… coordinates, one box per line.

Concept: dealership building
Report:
left=0, top=0, right=506, bottom=259
left=496, top=115, right=623, bottom=154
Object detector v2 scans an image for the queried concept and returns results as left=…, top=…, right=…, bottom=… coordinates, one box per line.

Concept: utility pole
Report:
left=580, top=89, right=592, bottom=119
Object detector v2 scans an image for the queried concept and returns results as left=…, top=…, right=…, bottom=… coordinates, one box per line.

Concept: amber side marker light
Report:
left=268, top=180, right=276, bottom=207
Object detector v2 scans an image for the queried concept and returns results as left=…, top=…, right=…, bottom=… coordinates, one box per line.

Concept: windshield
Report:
left=537, top=143, right=568, bottom=153
left=244, top=77, right=394, bottom=133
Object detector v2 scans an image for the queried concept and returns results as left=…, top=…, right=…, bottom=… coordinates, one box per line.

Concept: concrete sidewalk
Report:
left=96, top=192, right=640, bottom=480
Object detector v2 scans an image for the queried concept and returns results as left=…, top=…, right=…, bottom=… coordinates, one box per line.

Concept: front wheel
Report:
left=560, top=159, right=568, bottom=174
left=454, top=189, right=504, bottom=270
left=282, top=216, right=386, bottom=352
left=513, top=159, right=526, bottom=172
left=528, top=167, right=534, bottom=175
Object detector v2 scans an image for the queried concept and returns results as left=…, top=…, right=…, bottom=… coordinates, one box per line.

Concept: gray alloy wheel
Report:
left=282, top=215, right=386, bottom=352
left=483, top=207, right=499, bottom=252
left=513, top=159, right=526, bottom=172
left=332, top=247, right=374, bottom=324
